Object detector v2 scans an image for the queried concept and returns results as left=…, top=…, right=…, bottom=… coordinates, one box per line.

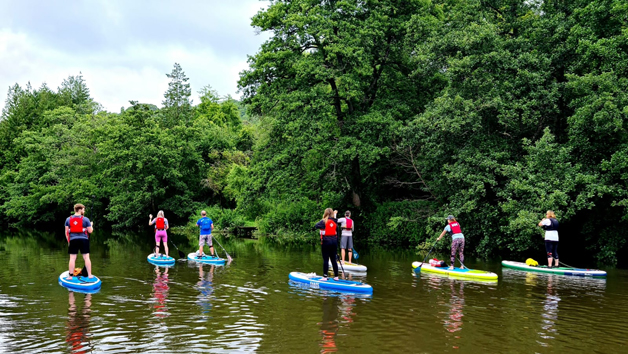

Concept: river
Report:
left=0, top=231, right=627, bottom=353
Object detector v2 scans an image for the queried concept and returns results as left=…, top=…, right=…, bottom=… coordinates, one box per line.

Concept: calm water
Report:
left=1, top=232, right=627, bottom=353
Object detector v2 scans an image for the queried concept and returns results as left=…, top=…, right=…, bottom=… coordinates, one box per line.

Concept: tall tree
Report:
left=162, top=63, right=192, bottom=126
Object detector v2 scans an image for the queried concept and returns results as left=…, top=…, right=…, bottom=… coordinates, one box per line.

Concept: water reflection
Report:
left=196, top=264, right=215, bottom=317
left=539, top=275, right=560, bottom=344
left=319, top=295, right=340, bottom=353
left=66, top=292, right=93, bottom=354
left=152, top=266, right=169, bottom=318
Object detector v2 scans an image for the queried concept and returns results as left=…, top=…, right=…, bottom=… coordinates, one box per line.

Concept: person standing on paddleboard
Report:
left=337, top=210, right=355, bottom=264
left=314, top=208, right=340, bottom=281
left=196, top=210, right=215, bottom=257
left=149, top=210, right=169, bottom=257
left=538, top=210, right=559, bottom=268
left=64, top=203, right=94, bottom=280
left=437, top=215, right=466, bottom=270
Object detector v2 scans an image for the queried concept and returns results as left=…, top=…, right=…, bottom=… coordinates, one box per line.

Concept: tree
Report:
left=162, top=63, right=192, bottom=126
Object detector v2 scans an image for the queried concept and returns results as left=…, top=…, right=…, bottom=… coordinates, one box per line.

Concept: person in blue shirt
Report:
left=196, top=210, right=215, bottom=257
left=64, top=203, right=94, bottom=280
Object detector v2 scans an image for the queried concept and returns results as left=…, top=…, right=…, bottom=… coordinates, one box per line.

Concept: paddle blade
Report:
left=80, top=266, right=88, bottom=277
left=178, top=250, right=186, bottom=259
left=227, top=255, right=233, bottom=262
left=353, top=249, right=359, bottom=259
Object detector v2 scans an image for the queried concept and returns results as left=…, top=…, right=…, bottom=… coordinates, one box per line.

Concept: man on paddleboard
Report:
left=64, top=203, right=94, bottom=279
left=437, top=215, right=465, bottom=270
left=337, top=210, right=355, bottom=264
left=196, top=210, right=215, bottom=257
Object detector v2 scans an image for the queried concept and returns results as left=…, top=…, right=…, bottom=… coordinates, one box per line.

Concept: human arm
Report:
left=149, top=214, right=154, bottom=226
left=313, top=219, right=326, bottom=230
left=436, top=226, right=449, bottom=241
left=65, top=226, right=70, bottom=243
left=538, top=218, right=550, bottom=227
left=85, top=218, right=93, bottom=234
left=165, top=219, right=169, bottom=231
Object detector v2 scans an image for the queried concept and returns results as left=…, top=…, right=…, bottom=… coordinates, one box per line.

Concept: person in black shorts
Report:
left=65, top=203, right=94, bottom=279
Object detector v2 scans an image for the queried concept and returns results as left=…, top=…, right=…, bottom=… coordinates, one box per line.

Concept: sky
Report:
left=0, top=0, right=271, bottom=113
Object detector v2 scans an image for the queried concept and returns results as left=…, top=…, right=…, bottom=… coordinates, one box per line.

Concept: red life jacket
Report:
left=69, top=215, right=85, bottom=234
left=156, top=217, right=165, bottom=230
left=324, top=219, right=337, bottom=236
left=448, top=221, right=462, bottom=234
left=344, top=218, right=353, bottom=230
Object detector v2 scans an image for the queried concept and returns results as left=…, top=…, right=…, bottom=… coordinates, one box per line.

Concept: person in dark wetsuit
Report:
left=538, top=210, right=559, bottom=268
left=314, top=208, right=340, bottom=281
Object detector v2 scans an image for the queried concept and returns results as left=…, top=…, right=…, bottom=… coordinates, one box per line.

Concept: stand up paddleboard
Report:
left=147, top=254, right=176, bottom=266
left=502, top=260, right=607, bottom=277
left=412, top=262, right=498, bottom=280
left=58, top=271, right=102, bottom=292
left=289, top=272, right=373, bottom=294
left=328, top=261, right=367, bottom=272
left=187, top=253, right=226, bottom=265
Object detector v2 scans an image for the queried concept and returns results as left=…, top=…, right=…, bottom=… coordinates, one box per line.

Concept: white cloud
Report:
left=0, top=0, right=271, bottom=113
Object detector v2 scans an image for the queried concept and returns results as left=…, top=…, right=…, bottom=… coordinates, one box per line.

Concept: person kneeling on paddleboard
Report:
left=314, top=208, right=340, bottom=281
left=196, top=210, right=215, bottom=258
left=538, top=210, right=559, bottom=268
left=149, top=210, right=169, bottom=257
left=65, top=203, right=94, bottom=280
left=437, top=215, right=465, bottom=270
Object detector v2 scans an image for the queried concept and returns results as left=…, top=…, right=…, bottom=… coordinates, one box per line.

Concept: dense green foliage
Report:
left=0, top=67, right=253, bottom=230
left=237, top=0, right=628, bottom=264
left=1, top=1, right=627, bottom=264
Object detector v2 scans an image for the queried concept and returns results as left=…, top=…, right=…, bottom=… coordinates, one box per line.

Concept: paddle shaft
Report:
left=416, top=243, right=437, bottom=270
left=212, top=235, right=232, bottom=261
left=169, top=240, right=186, bottom=259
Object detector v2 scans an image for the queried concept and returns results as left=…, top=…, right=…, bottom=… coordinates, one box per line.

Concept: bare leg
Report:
left=547, top=257, right=552, bottom=267
left=164, top=244, right=169, bottom=257
left=210, top=246, right=215, bottom=256
left=155, top=243, right=160, bottom=256
left=68, top=254, right=78, bottom=279
left=348, top=249, right=352, bottom=263
left=83, top=254, right=92, bottom=278
left=341, top=249, right=346, bottom=263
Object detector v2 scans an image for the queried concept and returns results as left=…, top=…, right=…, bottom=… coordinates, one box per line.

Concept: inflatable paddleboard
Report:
left=328, top=261, right=367, bottom=272
left=502, top=260, right=607, bottom=277
left=289, top=272, right=373, bottom=294
left=58, top=271, right=102, bottom=292
left=147, top=254, right=175, bottom=266
left=412, top=262, right=498, bottom=280
left=187, top=253, right=226, bottom=265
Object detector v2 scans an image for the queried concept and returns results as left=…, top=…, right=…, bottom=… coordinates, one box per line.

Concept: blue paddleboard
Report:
left=187, top=252, right=226, bottom=265
left=59, top=271, right=102, bottom=292
left=147, top=254, right=176, bottom=266
left=289, top=272, right=373, bottom=294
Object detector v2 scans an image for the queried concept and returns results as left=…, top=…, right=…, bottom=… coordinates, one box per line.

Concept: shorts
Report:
left=68, top=238, right=90, bottom=255
left=199, top=234, right=213, bottom=247
left=340, top=236, right=353, bottom=250
left=155, top=230, right=168, bottom=243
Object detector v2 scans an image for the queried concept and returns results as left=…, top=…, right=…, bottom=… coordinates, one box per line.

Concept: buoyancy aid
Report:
left=448, top=221, right=462, bottom=234
left=324, top=219, right=338, bottom=236
left=69, top=215, right=85, bottom=234
left=343, top=218, right=353, bottom=230
left=542, top=218, right=559, bottom=231
left=156, top=217, right=165, bottom=230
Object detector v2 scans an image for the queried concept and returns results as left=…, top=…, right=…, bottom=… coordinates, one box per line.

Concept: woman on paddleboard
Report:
left=538, top=210, right=559, bottom=268
left=437, top=215, right=465, bottom=270
left=314, top=208, right=340, bottom=281
left=149, top=211, right=169, bottom=257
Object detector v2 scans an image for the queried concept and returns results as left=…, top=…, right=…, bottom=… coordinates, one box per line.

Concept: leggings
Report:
left=545, top=240, right=559, bottom=259
left=451, top=238, right=465, bottom=265
left=321, top=238, right=339, bottom=277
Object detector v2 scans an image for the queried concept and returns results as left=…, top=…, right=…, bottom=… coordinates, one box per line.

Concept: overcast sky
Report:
left=0, top=0, right=270, bottom=113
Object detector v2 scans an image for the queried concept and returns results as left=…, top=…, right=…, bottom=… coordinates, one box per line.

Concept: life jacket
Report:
left=429, top=258, right=447, bottom=267
left=324, top=219, right=337, bottom=236
left=448, top=221, right=462, bottom=234
left=343, top=218, right=353, bottom=230
left=69, top=215, right=85, bottom=234
left=543, top=218, right=559, bottom=231
left=156, top=217, right=165, bottom=230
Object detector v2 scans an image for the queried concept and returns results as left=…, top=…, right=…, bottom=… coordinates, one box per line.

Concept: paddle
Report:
left=456, top=256, right=468, bottom=270
left=212, top=235, right=233, bottom=262
left=352, top=248, right=359, bottom=260
left=415, top=240, right=438, bottom=272
left=169, top=240, right=187, bottom=259
left=336, top=254, right=346, bottom=279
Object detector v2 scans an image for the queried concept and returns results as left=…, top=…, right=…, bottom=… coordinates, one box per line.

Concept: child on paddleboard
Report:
left=437, top=215, right=466, bottom=270
left=314, top=208, right=340, bottom=281
left=337, top=210, right=355, bottom=264
left=149, top=210, right=169, bottom=257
